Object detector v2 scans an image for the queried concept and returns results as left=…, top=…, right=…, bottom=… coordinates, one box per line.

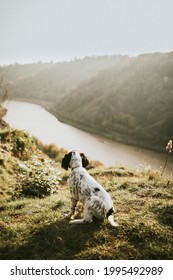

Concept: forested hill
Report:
left=1, top=55, right=125, bottom=102
left=57, top=52, right=173, bottom=150
left=1, top=52, right=173, bottom=151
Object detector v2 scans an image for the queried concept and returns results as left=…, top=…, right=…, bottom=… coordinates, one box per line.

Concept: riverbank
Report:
left=55, top=109, right=164, bottom=153
left=8, top=97, right=165, bottom=153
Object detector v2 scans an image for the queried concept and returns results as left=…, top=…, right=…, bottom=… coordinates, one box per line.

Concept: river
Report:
left=3, top=100, right=173, bottom=177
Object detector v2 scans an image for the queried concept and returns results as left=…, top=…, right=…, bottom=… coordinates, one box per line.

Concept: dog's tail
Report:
left=106, top=207, right=118, bottom=227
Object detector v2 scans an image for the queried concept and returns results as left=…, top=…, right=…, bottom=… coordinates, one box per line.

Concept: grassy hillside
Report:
left=0, top=128, right=173, bottom=260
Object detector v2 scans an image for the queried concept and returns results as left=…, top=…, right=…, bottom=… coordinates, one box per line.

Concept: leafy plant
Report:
left=34, top=139, right=67, bottom=163
left=15, top=157, right=61, bottom=198
left=0, top=129, right=36, bottom=160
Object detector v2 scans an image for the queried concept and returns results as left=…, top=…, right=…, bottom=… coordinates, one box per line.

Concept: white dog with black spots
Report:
left=61, top=150, right=118, bottom=227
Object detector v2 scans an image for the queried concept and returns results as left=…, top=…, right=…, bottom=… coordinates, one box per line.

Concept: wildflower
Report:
left=161, top=139, right=172, bottom=176
left=166, top=140, right=172, bottom=154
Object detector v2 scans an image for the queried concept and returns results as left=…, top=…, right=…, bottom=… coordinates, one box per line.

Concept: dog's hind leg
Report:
left=69, top=218, right=86, bottom=224
left=69, top=200, right=93, bottom=225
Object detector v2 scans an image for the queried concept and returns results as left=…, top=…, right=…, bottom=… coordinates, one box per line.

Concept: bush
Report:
left=15, top=157, right=61, bottom=198
left=34, top=139, right=67, bottom=163
left=0, top=129, right=36, bottom=160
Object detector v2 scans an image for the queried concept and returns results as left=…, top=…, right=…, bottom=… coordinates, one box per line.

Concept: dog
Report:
left=61, top=150, right=118, bottom=227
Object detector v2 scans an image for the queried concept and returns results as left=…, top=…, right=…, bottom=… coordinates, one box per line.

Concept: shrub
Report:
left=0, top=129, right=36, bottom=160
left=15, top=157, right=61, bottom=198
left=34, top=138, right=67, bottom=162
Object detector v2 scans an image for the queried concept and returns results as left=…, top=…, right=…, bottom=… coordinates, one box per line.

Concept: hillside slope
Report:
left=57, top=52, right=173, bottom=150
left=0, top=127, right=173, bottom=260
left=0, top=128, right=62, bottom=200
left=2, top=55, right=125, bottom=103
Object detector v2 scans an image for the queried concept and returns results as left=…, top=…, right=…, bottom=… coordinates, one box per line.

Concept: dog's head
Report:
left=61, top=150, right=89, bottom=170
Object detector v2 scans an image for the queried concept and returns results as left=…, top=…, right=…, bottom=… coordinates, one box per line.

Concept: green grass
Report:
left=0, top=165, right=173, bottom=260
left=0, top=127, right=173, bottom=259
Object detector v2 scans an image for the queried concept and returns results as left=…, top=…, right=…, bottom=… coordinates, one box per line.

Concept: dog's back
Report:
left=70, top=166, right=113, bottom=208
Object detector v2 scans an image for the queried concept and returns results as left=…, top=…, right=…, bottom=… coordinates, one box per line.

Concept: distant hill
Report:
left=1, top=55, right=126, bottom=103
left=56, top=52, right=173, bottom=150
left=1, top=52, right=173, bottom=151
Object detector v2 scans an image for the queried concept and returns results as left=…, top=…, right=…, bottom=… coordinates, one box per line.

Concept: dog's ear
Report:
left=80, top=153, right=89, bottom=168
left=61, top=152, right=72, bottom=170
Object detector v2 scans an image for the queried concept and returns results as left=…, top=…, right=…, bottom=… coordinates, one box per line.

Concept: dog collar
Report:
left=71, top=165, right=81, bottom=171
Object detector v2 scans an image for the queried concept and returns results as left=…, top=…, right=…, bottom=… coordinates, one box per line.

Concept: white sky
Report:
left=0, top=0, right=173, bottom=65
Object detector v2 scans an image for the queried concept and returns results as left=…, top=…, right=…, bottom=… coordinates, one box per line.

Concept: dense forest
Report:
left=1, top=52, right=173, bottom=151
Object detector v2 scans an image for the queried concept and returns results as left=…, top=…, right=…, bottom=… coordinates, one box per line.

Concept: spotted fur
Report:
left=61, top=150, right=118, bottom=227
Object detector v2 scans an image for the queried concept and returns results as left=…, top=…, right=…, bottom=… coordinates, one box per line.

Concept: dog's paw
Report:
left=64, top=213, right=71, bottom=219
left=70, top=214, right=76, bottom=220
left=64, top=213, right=75, bottom=220
left=69, top=218, right=85, bottom=225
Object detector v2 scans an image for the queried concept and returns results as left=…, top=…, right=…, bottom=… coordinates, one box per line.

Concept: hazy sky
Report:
left=0, top=0, right=173, bottom=65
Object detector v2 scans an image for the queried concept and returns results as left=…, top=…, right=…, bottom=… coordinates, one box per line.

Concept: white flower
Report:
left=166, top=140, right=172, bottom=153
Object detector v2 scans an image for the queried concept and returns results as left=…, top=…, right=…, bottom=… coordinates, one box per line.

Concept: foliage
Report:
left=34, top=139, right=68, bottom=163
left=15, top=157, right=61, bottom=198
left=0, top=129, right=36, bottom=160
left=0, top=127, right=61, bottom=200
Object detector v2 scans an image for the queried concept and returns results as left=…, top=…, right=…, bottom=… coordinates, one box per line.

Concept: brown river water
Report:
left=3, top=100, right=173, bottom=177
